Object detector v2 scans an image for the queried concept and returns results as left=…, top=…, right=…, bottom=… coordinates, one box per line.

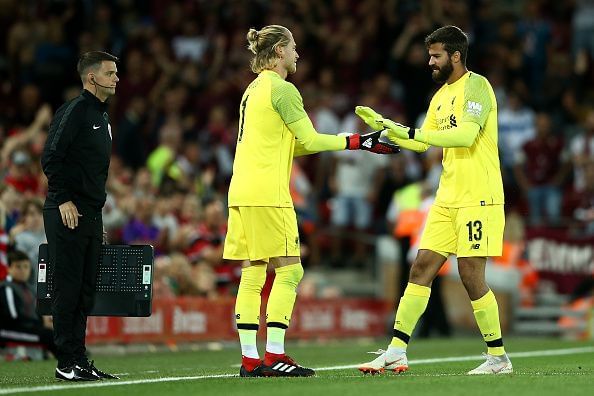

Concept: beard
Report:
left=431, top=59, right=454, bottom=83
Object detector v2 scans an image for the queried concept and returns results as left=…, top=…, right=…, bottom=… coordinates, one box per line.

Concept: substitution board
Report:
left=36, top=244, right=154, bottom=317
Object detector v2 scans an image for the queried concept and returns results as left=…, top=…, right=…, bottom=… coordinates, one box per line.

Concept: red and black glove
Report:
left=345, top=130, right=400, bottom=154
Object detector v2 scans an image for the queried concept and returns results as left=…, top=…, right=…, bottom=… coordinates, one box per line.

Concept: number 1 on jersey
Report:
left=238, top=94, right=249, bottom=142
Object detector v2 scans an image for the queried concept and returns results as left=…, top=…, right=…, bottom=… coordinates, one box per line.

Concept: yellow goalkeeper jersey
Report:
left=422, top=71, right=504, bottom=208
left=228, top=70, right=344, bottom=207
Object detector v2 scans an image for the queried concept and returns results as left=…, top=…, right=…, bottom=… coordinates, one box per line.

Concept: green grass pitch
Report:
left=1, top=337, right=592, bottom=395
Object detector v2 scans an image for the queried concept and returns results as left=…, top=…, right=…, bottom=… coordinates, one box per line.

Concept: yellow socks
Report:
left=236, top=263, right=305, bottom=358
left=387, top=283, right=505, bottom=356
left=471, top=289, right=505, bottom=356
left=390, top=282, right=431, bottom=348
left=266, top=263, right=304, bottom=327
left=265, top=263, right=304, bottom=351
left=235, top=264, right=267, bottom=358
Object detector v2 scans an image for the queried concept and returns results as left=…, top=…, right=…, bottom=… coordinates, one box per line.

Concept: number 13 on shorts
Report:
left=419, top=204, right=505, bottom=258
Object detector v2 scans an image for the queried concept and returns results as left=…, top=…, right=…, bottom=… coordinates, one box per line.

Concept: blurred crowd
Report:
left=0, top=0, right=593, bottom=301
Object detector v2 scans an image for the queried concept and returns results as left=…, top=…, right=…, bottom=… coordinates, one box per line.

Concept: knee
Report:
left=408, top=250, right=446, bottom=286
left=458, top=271, right=472, bottom=289
left=457, top=265, right=474, bottom=285
left=240, top=264, right=267, bottom=292
left=458, top=266, right=486, bottom=292
left=408, top=261, right=432, bottom=286
left=276, top=263, right=304, bottom=288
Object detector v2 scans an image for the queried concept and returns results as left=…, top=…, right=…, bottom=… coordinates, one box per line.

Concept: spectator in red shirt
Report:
left=175, top=197, right=236, bottom=294
left=3, top=149, right=39, bottom=195
left=183, top=198, right=226, bottom=263
left=514, top=113, right=571, bottom=226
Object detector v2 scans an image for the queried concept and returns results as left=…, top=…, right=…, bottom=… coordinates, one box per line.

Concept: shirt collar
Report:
left=82, top=89, right=109, bottom=110
left=446, top=71, right=470, bottom=88
left=260, top=70, right=282, bottom=79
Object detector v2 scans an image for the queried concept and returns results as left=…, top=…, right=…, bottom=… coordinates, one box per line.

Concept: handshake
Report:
left=345, top=106, right=415, bottom=154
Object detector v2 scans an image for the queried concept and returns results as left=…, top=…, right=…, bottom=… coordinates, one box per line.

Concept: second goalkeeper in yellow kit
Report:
left=223, top=25, right=399, bottom=378
left=356, top=26, right=513, bottom=375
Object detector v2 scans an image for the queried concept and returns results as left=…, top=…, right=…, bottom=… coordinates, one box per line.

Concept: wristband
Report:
left=346, top=134, right=360, bottom=150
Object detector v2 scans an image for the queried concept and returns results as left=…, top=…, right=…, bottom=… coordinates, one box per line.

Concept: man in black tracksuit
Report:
left=41, top=51, right=119, bottom=381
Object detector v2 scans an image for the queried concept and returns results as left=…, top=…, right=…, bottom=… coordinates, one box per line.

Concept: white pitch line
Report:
left=1, top=346, right=593, bottom=395
left=316, top=345, right=594, bottom=371
left=0, top=374, right=237, bottom=395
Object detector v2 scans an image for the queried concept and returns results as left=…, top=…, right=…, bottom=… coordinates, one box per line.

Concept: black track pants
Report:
left=43, top=206, right=102, bottom=368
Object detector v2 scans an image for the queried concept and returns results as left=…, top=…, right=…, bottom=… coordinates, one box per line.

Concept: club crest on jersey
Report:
left=449, top=114, right=457, bottom=127
left=466, top=101, right=483, bottom=116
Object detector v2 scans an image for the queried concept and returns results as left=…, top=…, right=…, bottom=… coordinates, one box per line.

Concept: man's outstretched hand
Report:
left=377, top=118, right=413, bottom=140
left=355, top=106, right=384, bottom=131
left=355, top=105, right=414, bottom=141
left=345, top=130, right=400, bottom=154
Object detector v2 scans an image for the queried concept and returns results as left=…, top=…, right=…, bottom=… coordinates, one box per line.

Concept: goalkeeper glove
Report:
left=345, top=130, right=400, bottom=154
left=355, top=106, right=385, bottom=131
left=355, top=105, right=416, bottom=141
left=377, top=118, right=415, bottom=140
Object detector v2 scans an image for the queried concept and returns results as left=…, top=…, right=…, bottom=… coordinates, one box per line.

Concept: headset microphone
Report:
left=92, top=76, right=112, bottom=89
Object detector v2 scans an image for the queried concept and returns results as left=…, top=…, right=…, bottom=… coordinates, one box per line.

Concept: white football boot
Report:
left=357, top=349, right=408, bottom=375
left=467, top=353, right=513, bottom=375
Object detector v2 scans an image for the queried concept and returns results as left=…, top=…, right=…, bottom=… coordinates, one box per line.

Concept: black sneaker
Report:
left=261, top=355, right=315, bottom=377
left=239, top=364, right=264, bottom=377
left=81, top=359, right=119, bottom=379
left=55, top=364, right=100, bottom=381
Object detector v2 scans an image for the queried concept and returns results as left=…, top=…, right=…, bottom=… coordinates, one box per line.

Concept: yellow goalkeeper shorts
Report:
left=223, top=206, right=300, bottom=261
left=419, top=204, right=504, bottom=258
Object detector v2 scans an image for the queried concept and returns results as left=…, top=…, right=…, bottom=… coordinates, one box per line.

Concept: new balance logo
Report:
left=471, top=244, right=481, bottom=249
left=362, top=138, right=373, bottom=148
left=272, top=363, right=297, bottom=373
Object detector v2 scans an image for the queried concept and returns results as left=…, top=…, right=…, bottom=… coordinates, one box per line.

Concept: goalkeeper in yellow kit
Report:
left=223, top=24, right=399, bottom=378
left=356, top=26, right=513, bottom=375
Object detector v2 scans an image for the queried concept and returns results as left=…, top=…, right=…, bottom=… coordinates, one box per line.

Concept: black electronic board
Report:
left=36, top=244, right=154, bottom=317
